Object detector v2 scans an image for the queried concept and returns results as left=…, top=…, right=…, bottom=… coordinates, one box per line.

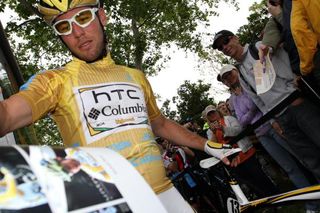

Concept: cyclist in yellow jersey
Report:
left=0, top=0, right=237, bottom=211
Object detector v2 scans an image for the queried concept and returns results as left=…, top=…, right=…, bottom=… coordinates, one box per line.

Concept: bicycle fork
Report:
left=223, top=167, right=249, bottom=205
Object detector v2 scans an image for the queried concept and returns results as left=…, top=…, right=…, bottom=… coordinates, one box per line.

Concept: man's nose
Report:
left=71, top=22, right=85, bottom=37
left=222, top=43, right=228, bottom=51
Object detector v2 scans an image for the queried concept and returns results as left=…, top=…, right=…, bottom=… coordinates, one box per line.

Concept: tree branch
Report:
left=137, top=2, right=163, bottom=29
left=18, top=0, right=43, bottom=18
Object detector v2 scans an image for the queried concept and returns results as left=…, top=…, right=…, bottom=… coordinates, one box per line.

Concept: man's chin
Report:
left=227, top=51, right=235, bottom=58
left=82, top=55, right=100, bottom=63
left=71, top=51, right=92, bottom=61
left=72, top=48, right=107, bottom=63
left=231, top=82, right=241, bottom=89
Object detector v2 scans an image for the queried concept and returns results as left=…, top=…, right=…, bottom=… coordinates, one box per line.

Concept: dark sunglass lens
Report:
left=222, top=72, right=231, bottom=80
left=269, top=0, right=278, bottom=6
left=223, top=37, right=230, bottom=45
left=217, top=37, right=230, bottom=51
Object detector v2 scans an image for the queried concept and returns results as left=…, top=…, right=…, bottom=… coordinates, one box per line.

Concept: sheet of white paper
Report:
left=253, top=53, right=276, bottom=94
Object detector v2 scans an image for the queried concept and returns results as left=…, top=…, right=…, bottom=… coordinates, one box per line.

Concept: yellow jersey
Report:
left=18, top=54, right=171, bottom=193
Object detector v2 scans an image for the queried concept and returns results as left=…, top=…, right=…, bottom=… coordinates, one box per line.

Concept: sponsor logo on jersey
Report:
left=74, top=82, right=149, bottom=144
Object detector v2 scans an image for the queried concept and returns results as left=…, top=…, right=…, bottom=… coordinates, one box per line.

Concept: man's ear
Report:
left=98, top=8, right=108, bottom=26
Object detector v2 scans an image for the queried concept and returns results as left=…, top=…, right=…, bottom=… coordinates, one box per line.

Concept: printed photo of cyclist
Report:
left=0, top=146, right=50, bottom=212
left=30, top=146, right=127, bottom=212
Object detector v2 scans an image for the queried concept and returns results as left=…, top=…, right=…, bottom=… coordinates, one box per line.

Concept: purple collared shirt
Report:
left=230, top=90, right=270, bottom=136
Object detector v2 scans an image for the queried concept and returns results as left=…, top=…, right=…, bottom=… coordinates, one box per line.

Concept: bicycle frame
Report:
left=239, top=185, right=320, bottom=212
left=200, top=156, right=320, bottom=212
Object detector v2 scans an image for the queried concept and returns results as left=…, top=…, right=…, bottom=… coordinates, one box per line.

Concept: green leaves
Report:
left=160, top=80, right=215, bottom=126
left=237, top=0, right=269, bottom=44
left=103, top=0, right=238, bottom=74
left=5, top=0, right=239, bottom=75
left=174, top=80, right=214, bottom=123
left=3, top=0, right=239, bottom=144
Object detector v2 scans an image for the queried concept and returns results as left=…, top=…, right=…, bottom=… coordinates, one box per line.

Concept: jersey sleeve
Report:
left=17, top=70, right=63, bottom=122
left=291, top=0, right=318, bottom=74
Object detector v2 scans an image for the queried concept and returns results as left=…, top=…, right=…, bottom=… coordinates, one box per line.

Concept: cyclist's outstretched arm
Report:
left=151, top=114, right=230, bottom=165
left=0, top=94, right=32, bottom=136
left=151, top=115, right=205, bottom=150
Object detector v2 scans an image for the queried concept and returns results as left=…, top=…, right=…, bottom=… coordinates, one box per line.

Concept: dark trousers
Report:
left=232, top=154, right=278, bottom=198
left=277, top=98, right=320, bottom=182
left=312, top=48, right=320, bottom=91
left=302, top=48, right=320, bottom=103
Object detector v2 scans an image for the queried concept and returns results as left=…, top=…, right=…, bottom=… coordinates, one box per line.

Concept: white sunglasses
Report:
left=52, top=8, right=99, bottom=36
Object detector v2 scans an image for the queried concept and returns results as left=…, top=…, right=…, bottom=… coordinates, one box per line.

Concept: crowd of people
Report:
left=157, top=0, right=320, bottom=212
left=0, top=0, right=319, bottom=212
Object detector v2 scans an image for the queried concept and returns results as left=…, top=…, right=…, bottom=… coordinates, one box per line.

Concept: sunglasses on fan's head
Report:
left=217, top=36, right=231, bottom=51
left=53, top=7, right=99, bottom=36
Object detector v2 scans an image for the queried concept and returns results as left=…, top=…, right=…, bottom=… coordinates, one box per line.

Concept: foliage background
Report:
left=0, top=0, right=270, bottom=145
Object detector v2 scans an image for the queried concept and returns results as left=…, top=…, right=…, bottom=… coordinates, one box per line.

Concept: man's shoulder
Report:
left=246, top=41, right=262, bottom=60
left=20, top=67, right=66, bottom=91
left=35, top=67, right=68, bottom=81
left=119, top=66, right=148, bottom=84
left=122, top=66, right=145, bottom=76
left=43, top=66, right=66, bottom=74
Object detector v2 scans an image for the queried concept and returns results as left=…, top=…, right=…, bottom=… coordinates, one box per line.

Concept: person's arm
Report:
left=261, top=17, right=282, bottom=50
left=223, top=116, right=242, bottom=137
left=234, top=96, right=258, bottom=127
left=151, top=115, right=207, bottom=151
left=223, top=116, right=253, bottom=153
left=235, top=107, right=257, bottom=127
left=151, top=114, right=230, bottom=164
left=240, top=80, right=268, bottom=115
left=259, top=2, right=282, bottom=61
left=291, top=0, right=318, bottom=75
left=0, top=94, right=32, bottom=136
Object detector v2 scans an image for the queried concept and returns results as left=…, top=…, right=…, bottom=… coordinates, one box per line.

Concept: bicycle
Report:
left=199, top=153, right=320, bottom=213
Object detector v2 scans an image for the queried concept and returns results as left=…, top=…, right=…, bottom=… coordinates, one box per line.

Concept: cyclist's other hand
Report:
left=204, top=140, right=234, bottom=165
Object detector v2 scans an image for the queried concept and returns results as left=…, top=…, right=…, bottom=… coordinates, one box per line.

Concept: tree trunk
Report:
left=131, top=19, right=143, bottom=71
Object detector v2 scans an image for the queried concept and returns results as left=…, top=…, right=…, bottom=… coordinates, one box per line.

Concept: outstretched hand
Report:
left=258, top=44, right=269, bottom=64
left=204, top=141, right=242, bottom=166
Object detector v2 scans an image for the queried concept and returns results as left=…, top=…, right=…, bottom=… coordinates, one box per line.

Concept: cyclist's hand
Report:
left=204, top=140, right=238, bottom=165
left=230, top=154, right=241, bottom=167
